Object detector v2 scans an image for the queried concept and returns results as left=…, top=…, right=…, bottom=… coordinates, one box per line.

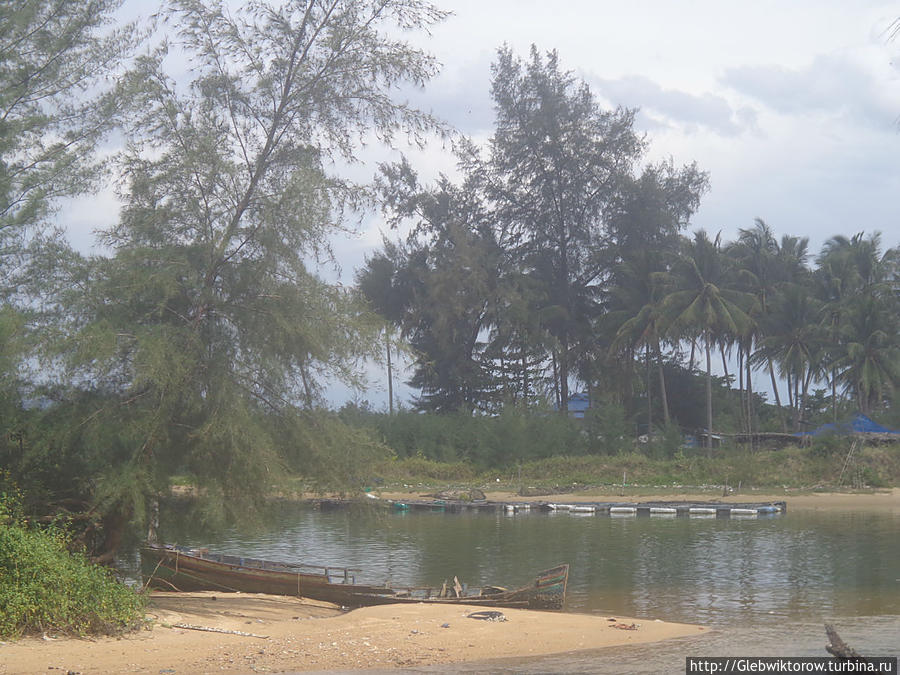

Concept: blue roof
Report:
left=798, top=413, right=899, bottom=437
left=567, top=392, right=591, bottom=413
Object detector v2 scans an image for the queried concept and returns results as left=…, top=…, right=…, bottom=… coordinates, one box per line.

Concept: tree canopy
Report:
left=3, top=0, right=449, bottom=555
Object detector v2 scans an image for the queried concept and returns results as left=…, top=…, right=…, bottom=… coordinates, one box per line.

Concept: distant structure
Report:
left=565, top=392, right=591, bottom=419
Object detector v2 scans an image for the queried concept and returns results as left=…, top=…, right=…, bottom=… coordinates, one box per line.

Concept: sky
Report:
left=61, top=0, right=900, bottom=408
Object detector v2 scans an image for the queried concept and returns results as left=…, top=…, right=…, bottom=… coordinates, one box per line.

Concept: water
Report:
left=149, top=502, right=900, bottom=672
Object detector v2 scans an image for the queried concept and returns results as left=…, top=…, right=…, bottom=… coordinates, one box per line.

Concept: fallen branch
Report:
left=172, top=623, right=268, bottom=639
left=825, top=623, right=864, bottom=660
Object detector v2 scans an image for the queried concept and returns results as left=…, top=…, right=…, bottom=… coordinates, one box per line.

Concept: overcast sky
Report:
left=62, top=0, right=900, bottom=407
left=368, top=0, right=900, bottom=264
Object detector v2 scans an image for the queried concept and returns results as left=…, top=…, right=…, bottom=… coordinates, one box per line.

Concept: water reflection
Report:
left=154, top=501, right=900, bottom=627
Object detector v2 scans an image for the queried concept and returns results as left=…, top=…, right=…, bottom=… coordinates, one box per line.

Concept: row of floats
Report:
left=324, top=496, right=787, bottom=518
left=501, top=502, right=785, bottom=518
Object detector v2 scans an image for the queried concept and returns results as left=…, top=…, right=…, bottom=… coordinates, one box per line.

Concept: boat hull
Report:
left=141, top=545, right=567, bottom=610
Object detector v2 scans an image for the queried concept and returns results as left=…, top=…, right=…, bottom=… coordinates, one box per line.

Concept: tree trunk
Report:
left=720, top=344, right=730, bottom=384
left=559, top=339, right=570, bottom=414
left=801, top=365, right=815, bottom=431
left=705, top=330, right=713, bottom=456
left=768, top=360, right=787, bottom=432
left=786, top=372, right=794, bottom=420
left=645, top=343, right=653, bottom=434
left=831, top=367, right=837, bottom=423
left=385, top=329, right=393, bottom=415
left=551, top=350, right=561, bottom=411
left=521, top=341, right=529, bottom=405
left=738, top=347, right=747, bottom=433
left=300, top=361, right=314, bottom=410
left=746, top=346, right=755, bottom=450
left=656, top=340, right=669, bottom=425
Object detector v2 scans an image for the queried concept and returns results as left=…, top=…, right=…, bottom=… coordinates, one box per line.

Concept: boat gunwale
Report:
left=141, top=544, right=568, bottom=609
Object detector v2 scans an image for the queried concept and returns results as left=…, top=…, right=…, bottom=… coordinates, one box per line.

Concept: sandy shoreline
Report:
left=0, top=593, right=704, bottom=674
left=378, top=487, right=900, bottom=512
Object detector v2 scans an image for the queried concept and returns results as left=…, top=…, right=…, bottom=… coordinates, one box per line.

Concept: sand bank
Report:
left=0, top=592, right=704, bottom=674
left=378, top=487, right=900, bottom=512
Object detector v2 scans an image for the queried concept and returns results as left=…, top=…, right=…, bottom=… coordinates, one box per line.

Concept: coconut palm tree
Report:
left=816, top=232, right=899, bottom=416
left=608, top=250, right=672, bottom=432
left=659, top=231, right=754, bottom=451
left=728, top=219, right=780, bottom=432
left=754, top=283, right=824, bottom=431
left=834, top=295, right=900, bottom=414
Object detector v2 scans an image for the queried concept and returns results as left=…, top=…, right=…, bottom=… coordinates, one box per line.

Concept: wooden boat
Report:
left=141, top=544, right=568, bottom=610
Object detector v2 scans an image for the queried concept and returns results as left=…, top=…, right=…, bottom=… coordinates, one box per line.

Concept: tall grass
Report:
left=372, top=444, right=900, bottom=491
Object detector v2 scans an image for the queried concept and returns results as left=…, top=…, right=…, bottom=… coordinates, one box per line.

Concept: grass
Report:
left=366, top=441, right=900, bottom=495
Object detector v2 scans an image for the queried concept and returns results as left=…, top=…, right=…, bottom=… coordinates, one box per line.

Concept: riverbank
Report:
left=0, top=592, right=705, bottom=674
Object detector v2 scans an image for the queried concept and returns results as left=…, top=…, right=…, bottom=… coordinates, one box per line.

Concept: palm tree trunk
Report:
left=786, top=372, right=794, bottom=419
left=831, top=367, right=837, bottom=423
left=559, top=339, right=570, bottom=413
left=645, top=343, right=653, bottom=434
left=385, top=329, right=393, bottom=415
left=656, top=340, right=670, bottom=425
left=705, top=330, right=713, bottom=456
left=521, top=341, right=529, bottom=405
left=801, top=365, right=815, bottom=430
left=746, top=347, right=755, bottom=450
left=720, top=344, right=730, bottom=384
left=768, top=360, right=787, bottom=432
left=738, top=348, right=746, bottom=433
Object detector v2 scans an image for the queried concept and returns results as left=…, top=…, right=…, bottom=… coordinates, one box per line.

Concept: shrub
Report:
left=0, top=500, right=145, bottom=638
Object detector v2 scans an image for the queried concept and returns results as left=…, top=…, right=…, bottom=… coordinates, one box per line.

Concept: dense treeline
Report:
left=359, top=47, right=900, bottom=444
left=0, top=0, right=897, bottom=565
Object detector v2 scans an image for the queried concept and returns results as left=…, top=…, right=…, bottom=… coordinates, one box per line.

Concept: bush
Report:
left=0, top=499, right=145, bottom=638
left=375, top=454, right=477, bottom=481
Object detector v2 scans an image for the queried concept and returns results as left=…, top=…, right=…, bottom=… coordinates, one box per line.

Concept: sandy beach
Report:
left=0, top=593, right=704, bottom=674
left=1, top=489, right=895, bottom=674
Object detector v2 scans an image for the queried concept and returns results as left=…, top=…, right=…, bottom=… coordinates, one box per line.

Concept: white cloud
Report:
left=723, top=51, right=900, bottom=129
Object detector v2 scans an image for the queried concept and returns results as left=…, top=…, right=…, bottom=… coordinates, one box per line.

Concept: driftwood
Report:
left=825, top=623, right=864, bottom=660
left=467, top=611, right=507, bottom=622
left=173, top=623, right=269, bottom=639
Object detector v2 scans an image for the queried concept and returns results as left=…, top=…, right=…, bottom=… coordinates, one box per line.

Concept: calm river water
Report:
left=151, top=501, right=899, bottom=673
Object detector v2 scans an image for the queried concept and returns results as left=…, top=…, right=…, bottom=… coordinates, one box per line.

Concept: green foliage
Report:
left=14, top=0, right=448, bottom=554
left=0, top=0, right=140, bottom=239
left=375, top=455, right=477, bottom=482
left=373, top=46, right=707, bottom=414
left=282, top=410, right=390, bottom=496
left=345, top=405, right=600, bottom=470
left=0, top=503, right=145, bottom=637
left=583, top=400, right=632, bottom=454
left=374, top=441, right=900, bottom=492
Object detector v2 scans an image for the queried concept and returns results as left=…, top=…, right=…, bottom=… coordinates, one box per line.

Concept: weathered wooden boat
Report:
left=141, top=544, right=568, bottom=610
